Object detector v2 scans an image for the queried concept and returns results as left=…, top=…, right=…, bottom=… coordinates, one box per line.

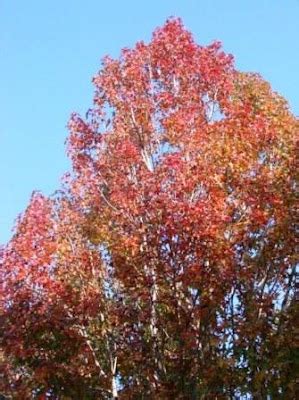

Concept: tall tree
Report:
left=1, top=18, right=297, bottom=399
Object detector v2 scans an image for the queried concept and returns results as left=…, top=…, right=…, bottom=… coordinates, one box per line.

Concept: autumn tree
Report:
left=1, top=18, right=298, bottom=399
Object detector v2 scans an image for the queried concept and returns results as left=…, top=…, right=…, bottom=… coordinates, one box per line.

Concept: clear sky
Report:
left=1, top=1, right=298, bottom=244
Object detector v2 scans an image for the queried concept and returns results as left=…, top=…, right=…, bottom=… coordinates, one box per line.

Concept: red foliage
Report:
left=1, top=18, right=297, bottom=399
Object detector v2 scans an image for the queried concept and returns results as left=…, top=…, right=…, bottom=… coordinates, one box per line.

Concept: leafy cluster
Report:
left=0, top=19, right=298, bottom=399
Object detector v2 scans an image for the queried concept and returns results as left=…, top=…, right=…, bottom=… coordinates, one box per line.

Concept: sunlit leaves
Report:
left=1, top=18, right=297, bottom=399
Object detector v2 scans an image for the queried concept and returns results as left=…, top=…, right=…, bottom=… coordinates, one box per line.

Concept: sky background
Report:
left=1, top=0, right=298, bottom=244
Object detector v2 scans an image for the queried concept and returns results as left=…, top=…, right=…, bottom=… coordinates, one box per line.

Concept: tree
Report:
left=1, top=18, right=297, bottom=399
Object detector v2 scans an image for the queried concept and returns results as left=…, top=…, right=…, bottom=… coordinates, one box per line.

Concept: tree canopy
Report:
left=0, top=18, right=298, bottom=399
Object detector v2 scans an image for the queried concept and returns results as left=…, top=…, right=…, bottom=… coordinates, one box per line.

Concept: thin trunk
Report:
left=150, top=267, right=160, bottom=388
left=111, top=356, right=118, bottom=399
left=150, top=268, right=158, bottom=339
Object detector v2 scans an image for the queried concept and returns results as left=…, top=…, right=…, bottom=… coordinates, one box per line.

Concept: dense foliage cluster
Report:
left=0, top=19, right=298, bottom=399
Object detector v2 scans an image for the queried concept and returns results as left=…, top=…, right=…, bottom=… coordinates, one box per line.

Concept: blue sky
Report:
left=1, top=1, right=298, bottom=244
